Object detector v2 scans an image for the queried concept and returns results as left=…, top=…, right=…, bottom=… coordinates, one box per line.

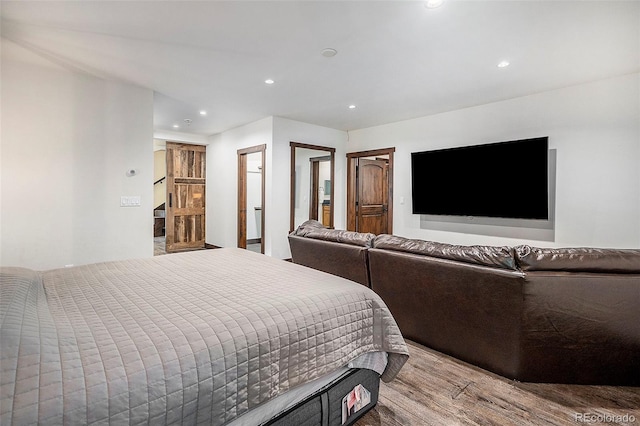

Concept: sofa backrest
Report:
left=515, top=245, right=640, bottom=273
left=288, top=220, right=375, bottom=286
left=294, top=220, right=375, bottom=247
left=372, top=234, right=518, bottom=270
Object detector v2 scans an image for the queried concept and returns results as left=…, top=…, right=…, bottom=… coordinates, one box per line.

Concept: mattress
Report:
left=230, top=366, right=351, bottom=426
left=265, top=367, right=381, bottom=426
left=230, top=351, right=387, bottom=425
left=1, top=248, right=408, bottom=425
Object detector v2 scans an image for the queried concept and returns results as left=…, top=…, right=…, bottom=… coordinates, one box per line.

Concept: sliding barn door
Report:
left=166, top=142, right=206, bottom=253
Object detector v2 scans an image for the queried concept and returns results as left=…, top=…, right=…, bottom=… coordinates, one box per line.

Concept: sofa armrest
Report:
left=288, top=235, right=372, bottom=287
left=369, top=248, right=525, bottom=379
left=519, top=271, right=640, bottom=385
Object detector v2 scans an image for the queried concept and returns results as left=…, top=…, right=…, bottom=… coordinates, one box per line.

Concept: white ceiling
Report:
left=2, top=1, right=638, bottom=136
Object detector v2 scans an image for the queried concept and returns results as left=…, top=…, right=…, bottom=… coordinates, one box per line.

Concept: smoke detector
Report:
left=321, top=48, right=337, bottom=58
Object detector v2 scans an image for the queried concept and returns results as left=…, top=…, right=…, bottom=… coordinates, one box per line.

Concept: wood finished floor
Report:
left=154, top=238, right=260, bottom=255
left=154, top=237, right=166, bottom=256
left=356, top=340, right=640, bottom=426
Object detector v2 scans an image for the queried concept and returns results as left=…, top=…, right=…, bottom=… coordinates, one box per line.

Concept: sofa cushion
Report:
left=293, top=220, right=375, bottom=248
left=372, top=234, right=517, bottom=270
left=292, top=219, right=325, bottom=235
left=515, top=245, right=640, bottom=273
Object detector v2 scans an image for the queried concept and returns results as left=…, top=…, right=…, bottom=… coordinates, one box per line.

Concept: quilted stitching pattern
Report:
left=1, top=249, right=408, bottom=425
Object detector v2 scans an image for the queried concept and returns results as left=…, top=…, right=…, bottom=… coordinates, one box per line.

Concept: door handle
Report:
left=169, top=193, right=172, bottom=208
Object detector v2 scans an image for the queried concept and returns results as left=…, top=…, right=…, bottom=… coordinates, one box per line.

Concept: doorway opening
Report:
left=309, top=155, right=332, bottom=226
left=238, top=144, right=266, bottom=253
left=153, top=140, right=167, bottom=255
left=346, top=147, right=395, bottom=235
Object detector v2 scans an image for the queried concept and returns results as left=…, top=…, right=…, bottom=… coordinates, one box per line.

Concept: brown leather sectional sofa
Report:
left=288, top=220, right=640, bottom=386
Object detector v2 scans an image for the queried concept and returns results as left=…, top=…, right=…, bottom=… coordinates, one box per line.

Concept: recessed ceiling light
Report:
left=424, top=0, right=444, bottom=9
left=265, top=79, right=275, bottom=85
left=497, top=60, right=510, bottom=68
left=348, top=105, right=357, bottom=110
left=172, top=124, right=179, bottom=128
left=199, top=110, right=207, bottom=116
left=321, top=48, right=338, bottom=58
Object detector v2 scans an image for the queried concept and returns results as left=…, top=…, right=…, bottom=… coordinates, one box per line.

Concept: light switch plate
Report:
left=121, top=196, right=141, bottom=207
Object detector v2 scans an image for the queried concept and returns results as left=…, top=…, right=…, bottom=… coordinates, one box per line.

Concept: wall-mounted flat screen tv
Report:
left=411, top=137, right=549, bottom=219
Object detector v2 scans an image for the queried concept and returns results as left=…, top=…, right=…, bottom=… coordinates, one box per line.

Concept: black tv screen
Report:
left=411, top=137, right=549, bottom=219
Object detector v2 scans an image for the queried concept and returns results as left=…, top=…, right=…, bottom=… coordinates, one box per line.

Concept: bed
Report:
left=1, top=248, right=408, bottom=425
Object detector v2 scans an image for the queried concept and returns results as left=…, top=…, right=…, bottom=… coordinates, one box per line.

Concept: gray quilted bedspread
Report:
left=1, top=248, right=408, bottom=425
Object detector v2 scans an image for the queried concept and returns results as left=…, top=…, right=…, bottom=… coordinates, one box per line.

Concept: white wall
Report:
left=1, top=39, right=155, bottom=269
left=9, top=37, right=631, bottom=270
left=206, top=116, right=347, bottom=258
left=153, top=149, right=166, bottom=209
left=271, top=117, right=348, bottom=258
left=206, top=117, right=273, bottom=250
left=347, top=74, right=640, bottom=248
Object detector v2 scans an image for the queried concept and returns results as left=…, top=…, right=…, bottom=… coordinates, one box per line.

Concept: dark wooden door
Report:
left=357, top=158, right=389, bottom=235
left=165, top=142, right=206, bottom=253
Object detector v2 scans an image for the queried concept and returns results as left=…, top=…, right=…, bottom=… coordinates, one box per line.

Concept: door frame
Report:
left=346, top=147, right=395, bottom=233
left=309, top=155, right=331, bottom=223
left=290, top=142, right=335, bottom=232
left=237, top=144, right=266, bottom=253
